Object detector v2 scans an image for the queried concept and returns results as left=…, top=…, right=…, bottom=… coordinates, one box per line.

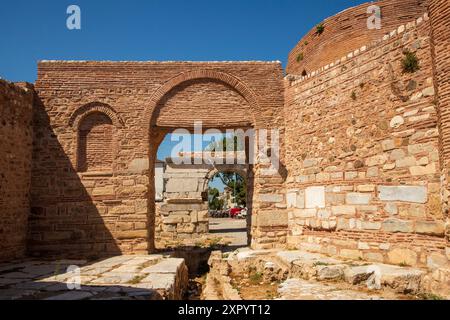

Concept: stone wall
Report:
left=156, top=153, right=248, bottom=248
left=29, top=62, right=285, bottom=258
left=284, top=13, right=449, bottom=268
left=429, top=0, right=450, bottom=244
left=286, top=0, right=428, bottom=75
left=0, top=80, right=34, bottom=262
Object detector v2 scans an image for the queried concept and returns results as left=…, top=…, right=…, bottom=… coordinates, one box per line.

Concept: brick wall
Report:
left=429, top=0, right=450, bottom=242
left=30, top=62, right=285, bottom=258
left=286, top=0, right=428, bottom=75
left=284, top=13, right=449, bottom=268
left=0, top=80, right=34, bottom=262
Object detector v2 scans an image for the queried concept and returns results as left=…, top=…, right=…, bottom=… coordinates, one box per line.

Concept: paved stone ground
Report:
left=0, top=255, right=188, bottom=300
left=209, top=218, right=248, bottom=247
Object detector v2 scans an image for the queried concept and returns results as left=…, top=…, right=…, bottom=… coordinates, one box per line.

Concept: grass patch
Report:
left=127, top=275, right=147, bottom=285
left=418, top=293, right=445, bottom=300
left=313, top=262, right=330, bottom=267
left=249, top=272, right=263, bottom=285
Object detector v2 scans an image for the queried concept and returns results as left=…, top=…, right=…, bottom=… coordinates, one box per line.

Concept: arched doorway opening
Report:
left=150, top=130, right=253, bottom=249
left=145, top=71, right=261, bottom=252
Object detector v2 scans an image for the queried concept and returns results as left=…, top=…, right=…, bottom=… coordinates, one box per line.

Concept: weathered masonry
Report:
left=29, top=62, right=285, bottom=257
left=155, top=152, right=249, bottom=248
left=0, top=0, right=448, bottom=274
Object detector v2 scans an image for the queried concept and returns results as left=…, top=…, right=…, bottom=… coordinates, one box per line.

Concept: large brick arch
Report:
left=143, top=70, right=261, bottom=143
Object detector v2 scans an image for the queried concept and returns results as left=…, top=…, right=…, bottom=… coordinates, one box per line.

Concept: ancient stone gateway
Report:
left=28, top=62, right=285, bottom=257
left=0, top=1, right=448, bottom=286
left=155, top=152, right=250, bottom=247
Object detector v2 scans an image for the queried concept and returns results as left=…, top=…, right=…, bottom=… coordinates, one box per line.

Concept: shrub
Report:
left=351, top=91, right=357, bottom=100
left=296, top=52, right=304, bottom=63
left=316, top=23, right=325, bottom=35
left=401, top=50, right=420, bottom=73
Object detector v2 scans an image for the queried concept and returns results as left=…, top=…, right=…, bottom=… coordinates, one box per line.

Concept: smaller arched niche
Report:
left=77, top=112, right=114, bottom=172
left=69, top=103, right=123, bottom=173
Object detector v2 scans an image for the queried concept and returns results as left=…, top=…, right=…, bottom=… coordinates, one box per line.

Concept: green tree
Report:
left=213, top=172, right=247, bottom=207
left=206, top=135, right=247, bottom=207
left=208, top=188, right=225, bottom=210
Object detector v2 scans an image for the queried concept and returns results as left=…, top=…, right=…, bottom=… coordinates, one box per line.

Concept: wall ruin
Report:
left=284, top=10, right=449, bottom=268
left=0, top=0, right=448, bottom=271
left=28, top=62, right=285, bottom=258
left=0, top=80, right=34, bottom=261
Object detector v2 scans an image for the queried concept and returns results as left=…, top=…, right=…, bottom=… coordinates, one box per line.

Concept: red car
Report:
left=229, top=207, right=243, bottom=218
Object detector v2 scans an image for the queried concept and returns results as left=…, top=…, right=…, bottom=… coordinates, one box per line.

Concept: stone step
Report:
left=273, top=250, right=426, bottom=294
left=277, top=278, right=383, bottom=300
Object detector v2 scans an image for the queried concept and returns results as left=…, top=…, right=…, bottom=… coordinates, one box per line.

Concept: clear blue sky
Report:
left=0, top=0, right=367, bottom=191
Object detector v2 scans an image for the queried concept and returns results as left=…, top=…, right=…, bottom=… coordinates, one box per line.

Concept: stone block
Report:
left=286, top=192, right=297, bottom=208
left=257, top=211, right=288, bottom=227
left=381, top=140, right=396, bottom=151
left=340, top=249, right=363, bottom=260
left=415, top=221, right=445, bottom=236
left=361, top=221, right=382, bottom=230
left=305, top=186, right=325, bottom=209
left=258, top=194, right=284, bottom=203
left=293, top=209, right=317, bottom=218
left=387, top=248, right=417, bottom=266
left=426, top=253, right=448, bottom=270
left=357, top=185, right=375, bottom=192
left=364, top=252, right=384, bottom=263
left=128, top=158, right=149, bottom=174
left=378, top=186, right=427, bottom=203
left=296, top=191, right=305, bottom=209
left=163, top=216, right=183, bottom=224
left=366, top=154, right=388, bottom=167
left=166, top=179, right=199, bottom=193
left=316, top=265, right=346, bottom=281
left=410, top=164, right=436, bottom=176
left=109, top=206, right=135, bottom=215
left=346, top=193, right=372, bottom=205
left=92, top=186, right=115, bottom=196
left=332, top=206, right=356, bottom=216
left=382, top=219, right=414, bottom=233
left=385, top=203, right=398, bottom=215
left=115, top=230, right=148, bottom=240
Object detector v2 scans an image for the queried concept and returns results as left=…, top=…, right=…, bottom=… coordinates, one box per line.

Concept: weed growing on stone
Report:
left=249, top=272, right=263, bottom=284
left=316, top=23, right=325, bottom=35
left=402, top=50, right=420, bottom=73
left=418, top=292, right=444, bottom=300
left=127, top=274, right=147, bottom=285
